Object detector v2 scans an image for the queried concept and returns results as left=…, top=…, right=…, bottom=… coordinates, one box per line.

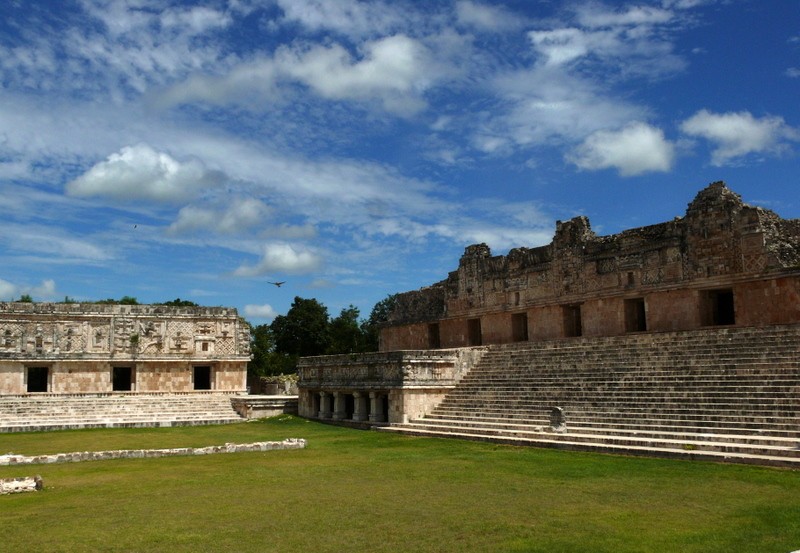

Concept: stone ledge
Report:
left=0, top=439, right=306, bottom=466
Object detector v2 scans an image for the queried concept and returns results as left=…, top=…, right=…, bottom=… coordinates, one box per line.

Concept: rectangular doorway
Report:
left=563, top=304, right=582, bottom=337
left=624, top=298, right=647, bottom=332
left=467, top=318, right=482, bottom=346
left=27, top=366, right=49, bottom=393
left=193, top=366, right=212, bottom=390
left=512, top=313, right=529, bottom=342
left=112, top=366, right=133, bottom=391
left=427, top=323, right=441, bottom=349
left=702, top=289, right=735, bottom=326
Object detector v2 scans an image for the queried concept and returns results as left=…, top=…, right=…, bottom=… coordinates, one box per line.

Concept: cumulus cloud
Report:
left=66, top=144, right=225, bottom=203
left=567, top=122, right=675, bottom=176
left=233, top=243, right=323, bottom=277
left=243, top=303, right=278, bottom=320
left=680, top=110, right=800, bottom=166
left=280, top=35, right=432, bottom=114
left=167, top=198, right=271, bottom=235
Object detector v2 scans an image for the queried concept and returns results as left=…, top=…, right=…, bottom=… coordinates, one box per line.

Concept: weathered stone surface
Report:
left=382, top=182, right=800, bottom=350
left=0, top=303, right=250, bottom=394
left=0, top=439, right=306, bottom=466
left=0, top=475, right=42, bottom=494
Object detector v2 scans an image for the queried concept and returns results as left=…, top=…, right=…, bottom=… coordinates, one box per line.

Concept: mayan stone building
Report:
left=380, top=181, right=800, bottom=350
left=0, top=303, right=250, bottom=395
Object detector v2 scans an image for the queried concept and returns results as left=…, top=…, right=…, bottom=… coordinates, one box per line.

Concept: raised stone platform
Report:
left=230, top=395, right=298, bottom=419
left=0, top=392, right=246, bottom=433
left=378, top=324, right=800, bottom=468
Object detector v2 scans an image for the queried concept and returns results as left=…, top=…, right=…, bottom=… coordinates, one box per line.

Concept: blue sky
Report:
left=0, top=0, right=798, bottom=324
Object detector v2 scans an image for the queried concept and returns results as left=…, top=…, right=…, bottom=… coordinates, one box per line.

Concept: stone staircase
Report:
left=0, top=393, right=245, bottom=432
left=381, top=324, right=800, bottom=468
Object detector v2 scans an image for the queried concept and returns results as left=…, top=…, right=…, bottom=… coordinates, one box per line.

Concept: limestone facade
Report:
left=297, top=348, right=487, bottom=424
left=0, top=303, right=250, bottom=395
left=381, top=182, right=800, bottom=350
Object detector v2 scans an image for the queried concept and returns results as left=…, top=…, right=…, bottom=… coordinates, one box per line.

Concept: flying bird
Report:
left=268, top=281, right=286, bottom=287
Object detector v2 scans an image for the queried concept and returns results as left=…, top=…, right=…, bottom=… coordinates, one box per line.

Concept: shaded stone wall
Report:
left=382, top=182, right=800, bottom=349
left=0, top=303, right=250, bottom=394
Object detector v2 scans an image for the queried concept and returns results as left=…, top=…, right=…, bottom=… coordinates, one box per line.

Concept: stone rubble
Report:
left=0, top=475, right=43, bottom=495
left=0, top=439, right=306, bottom=466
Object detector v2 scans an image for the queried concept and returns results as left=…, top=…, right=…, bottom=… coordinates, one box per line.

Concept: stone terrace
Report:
left=380, top=324, right=800, bottom=468
left=0, top=392, right=245, bottom=432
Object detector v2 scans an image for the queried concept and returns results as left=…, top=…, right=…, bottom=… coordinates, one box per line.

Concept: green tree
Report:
left=18, top=294, right=33, bottom=303
left=271, top=296, right=330, bottom=359
left=361, top=294, right=397, bottom=352
left=327, top=305, right=364, bottom=354
left=247, top=323, right=294, bottom=377
left=159, top=298, right=198, bottom=307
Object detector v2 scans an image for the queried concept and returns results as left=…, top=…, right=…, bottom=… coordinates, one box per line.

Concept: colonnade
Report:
left=315, top=390, right=389, bottom=423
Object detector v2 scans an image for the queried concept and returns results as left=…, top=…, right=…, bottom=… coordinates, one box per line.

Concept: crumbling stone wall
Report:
left=383, top=182, right=800, bottom=349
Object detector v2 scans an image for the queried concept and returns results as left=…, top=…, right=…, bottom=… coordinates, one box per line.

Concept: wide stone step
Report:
left=377, top=426, right=800, bottom=469
left=408, top=417, right=800, bottom=446
left=0, top=394, right=245, bottom=433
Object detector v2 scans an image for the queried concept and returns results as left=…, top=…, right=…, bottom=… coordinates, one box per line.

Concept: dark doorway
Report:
left=381, top=394, right=390, bottom=423
left=27, top=367, right=49, bottom=393
left=467, top=318, right=482, bottom=346
left=345, top=394, right=355, bottom=419
left=112, top=366, right=133, bottom=391
left=563, top=304, right=582, bottom=337
left=512, top=313, right=529, bottom=342
left=703, top=289, right=735, bottom=326
left=428, top=323, right=441, bottom=349
left=194, top=366, right=212, bottom=390
left=625, top=298, right=647, bottom=332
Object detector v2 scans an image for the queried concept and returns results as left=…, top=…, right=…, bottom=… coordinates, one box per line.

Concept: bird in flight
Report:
left=268, top=281, right=286, bottom=287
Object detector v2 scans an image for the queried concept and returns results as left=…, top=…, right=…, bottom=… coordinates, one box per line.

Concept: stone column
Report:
left=318, top=392, right=332, bottom=419
left=352, top=392, right=368, bottom=422
left=369, top=392, right=385, bottom=423
left=333, top=391, right=347, bottom=420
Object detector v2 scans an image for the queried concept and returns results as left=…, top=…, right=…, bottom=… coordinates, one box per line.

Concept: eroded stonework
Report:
left=382, top=182, right=800, bottom=349
left=0, top=303, right=250, bottom=394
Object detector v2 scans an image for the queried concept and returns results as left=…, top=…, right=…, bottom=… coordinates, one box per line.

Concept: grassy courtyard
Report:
left=1, top=416, right=799, bottom=552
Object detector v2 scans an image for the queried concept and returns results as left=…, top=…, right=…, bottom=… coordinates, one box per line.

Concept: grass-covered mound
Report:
left=1, top=416, right=799, bottom=552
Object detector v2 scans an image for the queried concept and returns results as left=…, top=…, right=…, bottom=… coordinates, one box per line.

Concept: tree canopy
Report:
left=247, top=294, right=397, bottom=378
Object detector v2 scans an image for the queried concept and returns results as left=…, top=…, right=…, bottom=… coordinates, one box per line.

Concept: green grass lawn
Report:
left=1, top=416, right=799, bottom=553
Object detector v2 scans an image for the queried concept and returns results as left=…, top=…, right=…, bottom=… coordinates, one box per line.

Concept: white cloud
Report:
left=233, top=243, right=323, bottom=277
left=168, top=198, right=271, bottom=235
left=66, top=144, right=225, bottom=203
left=279, top=35, right=434, bottom=115
left=567, top=122, right=675, bottom=176
left=0, top=279, right=18, bottom=300
left=575, top=5, right=673, bottom=28
left=159, top=34, right=440, bottom=115
left=0, top=279, right=57, bottom=301
left=455, top=1, right=524, bottom=32
left=785, top=67, right=800, bottom=78
left=275, top=0, right=412, bottom=39
left=680, top=110, right=800, bottom=166
left=243, top=303, right=278, bottom=320
left=488, top=67, right=647, bottom=148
